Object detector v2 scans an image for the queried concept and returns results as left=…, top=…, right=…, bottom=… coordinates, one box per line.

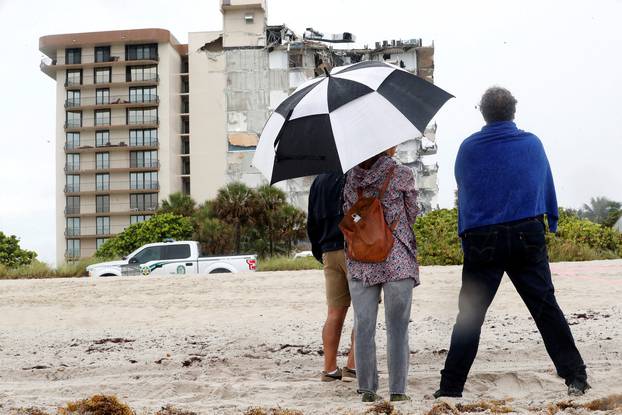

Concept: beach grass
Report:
left=0, top=258, right=102, bottom=280
left=257, top=255, right=322, bottom=272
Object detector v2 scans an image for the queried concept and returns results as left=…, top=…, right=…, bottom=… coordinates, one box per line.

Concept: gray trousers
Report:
left=348, top=277, right=414, bottom=394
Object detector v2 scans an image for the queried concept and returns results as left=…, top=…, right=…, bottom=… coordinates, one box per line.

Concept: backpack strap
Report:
left=378, top=165, right=396, bottom=200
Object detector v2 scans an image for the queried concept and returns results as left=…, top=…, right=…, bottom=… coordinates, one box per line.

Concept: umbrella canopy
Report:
left=252, top=61, right=453, bottom=184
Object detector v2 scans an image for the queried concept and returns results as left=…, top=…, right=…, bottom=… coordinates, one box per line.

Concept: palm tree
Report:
left=159, top=192, right=197, bottom=218
left=255, top=185, right=287, bottom=257
left=580, top=197, right=622, bottom=225
left=278, top=205, right=307, bottom=255
left=212, top=182, right=256, bottom=254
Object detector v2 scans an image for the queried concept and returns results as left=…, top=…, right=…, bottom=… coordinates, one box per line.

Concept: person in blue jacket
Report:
left=435, top=87, right=589, bottom=398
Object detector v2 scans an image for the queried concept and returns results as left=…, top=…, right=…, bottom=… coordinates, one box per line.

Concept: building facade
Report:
left=41, top=0, right=440, bottom=263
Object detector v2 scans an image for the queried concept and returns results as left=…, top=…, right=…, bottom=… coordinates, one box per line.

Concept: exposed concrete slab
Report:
left=228, top=132, right=259, bottom=147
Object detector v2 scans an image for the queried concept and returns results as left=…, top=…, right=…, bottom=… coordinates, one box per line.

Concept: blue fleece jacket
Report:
left=455, top=121, right=558, bottom=235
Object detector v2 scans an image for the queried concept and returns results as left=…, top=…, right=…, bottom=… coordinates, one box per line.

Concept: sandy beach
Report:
left=1, top=260, right=621, bottom=414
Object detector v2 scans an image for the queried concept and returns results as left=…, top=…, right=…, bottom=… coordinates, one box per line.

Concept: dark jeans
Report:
left=440, top=217, right=587, bottom=392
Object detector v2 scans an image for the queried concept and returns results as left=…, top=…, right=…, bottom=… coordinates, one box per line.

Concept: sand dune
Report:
left=1, top=260, right=621, bottom=414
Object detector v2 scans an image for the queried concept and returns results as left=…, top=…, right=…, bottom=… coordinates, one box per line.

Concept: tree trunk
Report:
left=235, top=221, right=241, bottom=254
left=268, top=221, right=273, bottom=257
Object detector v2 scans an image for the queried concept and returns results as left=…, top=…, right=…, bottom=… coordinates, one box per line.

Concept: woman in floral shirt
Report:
left=343, top=148, right=419, bottom=402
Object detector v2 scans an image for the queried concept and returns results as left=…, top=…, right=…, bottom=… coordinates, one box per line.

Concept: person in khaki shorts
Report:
left=308, top=173, right=356, bottom=382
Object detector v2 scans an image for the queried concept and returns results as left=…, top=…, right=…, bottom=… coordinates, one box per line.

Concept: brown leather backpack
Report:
left=339, top=166, right=399, bottom=263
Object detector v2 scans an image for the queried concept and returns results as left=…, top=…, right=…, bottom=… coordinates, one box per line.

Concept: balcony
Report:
left=65, top=139, right=159, bottom=153
left=63, top=74, right=160, bottom=90
left=64, top=206, right=80, bottom=215
left=64, top=184, right=80, bottom=193
left=129, top=181, right=160, bottom=190
left=65, top=95, right=159, bottom=110
left=64, top=115, right=159, bottom=132
left=64, top=160, right=160, bottom=175
left=130, top=159, right=160, bottom=170
left=65, top=182, right=160, bottom=197
left=41, top=53, right=159, bottom=72
left=64, top=206, right=158, bottom=218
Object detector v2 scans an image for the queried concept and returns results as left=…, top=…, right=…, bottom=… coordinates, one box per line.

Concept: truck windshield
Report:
left=131, top=246, right=162, bottom=264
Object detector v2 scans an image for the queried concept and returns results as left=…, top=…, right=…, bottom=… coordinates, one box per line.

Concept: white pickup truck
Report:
left=86, top=240, right=257, bottom=277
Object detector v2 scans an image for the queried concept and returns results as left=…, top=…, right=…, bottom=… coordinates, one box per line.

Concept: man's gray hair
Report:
left=479, top=87, right=517, bottom=123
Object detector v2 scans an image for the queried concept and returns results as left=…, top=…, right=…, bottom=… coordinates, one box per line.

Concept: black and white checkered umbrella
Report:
left=252, top=61, right=453, bottom=184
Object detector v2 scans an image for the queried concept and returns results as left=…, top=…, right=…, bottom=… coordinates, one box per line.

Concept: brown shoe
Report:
left=321, top=368, right=342, bottom=382
left=342, top=366, right=356, bottom=382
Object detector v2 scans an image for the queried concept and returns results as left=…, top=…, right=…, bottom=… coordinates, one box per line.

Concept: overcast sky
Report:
left=1, top=0, right=621, bottom=265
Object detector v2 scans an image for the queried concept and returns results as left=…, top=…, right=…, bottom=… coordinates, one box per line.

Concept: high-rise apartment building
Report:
left=41, top=0, right=440, bottom=264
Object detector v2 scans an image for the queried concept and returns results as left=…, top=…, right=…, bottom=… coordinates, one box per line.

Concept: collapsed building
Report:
left=195, top=0, right=441, bottom=212
left=40, top=0, right=441, bottom=261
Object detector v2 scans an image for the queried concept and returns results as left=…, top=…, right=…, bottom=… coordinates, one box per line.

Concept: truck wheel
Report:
left=209, top=268, right=232, bottom=274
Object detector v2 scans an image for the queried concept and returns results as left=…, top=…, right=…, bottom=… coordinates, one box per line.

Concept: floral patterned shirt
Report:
left=343, top=155, right=420, bottom=287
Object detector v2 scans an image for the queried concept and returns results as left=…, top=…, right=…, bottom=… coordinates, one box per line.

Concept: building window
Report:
left=66, top=90, right=80, bottom=108
left=96, top=195, right=110, bottom=213
left=129, top=129, right=157, bottom=146
left=94, top=67, right=111, bottom=84
left=95, top=109, right=111, bottom=126
left=244, top=13, right=254, bottom=24
left=129, top=86, right=157, bottom=104
left=65, top=48, right=81, bottom=65
left=66, top=132, right=80, bottom=150
left=65, top=153, right=80, bottom=172
left=127, top=65, right=157, bottom=82
left=96, top=216, right=110, bottom=235
left=96, top=152, right=109, bottom=170
left=66, top=111, right=82, bottom=128
left=130, top=172, right=158, bottom=190
left=126, top=44, right=158, bottom=61
left=96, top=131, right=110, bottom=147
left=96, top=88, right=110, bottom=105
left=66, top=69, right=82, bottom=86
left=127, top=108, right=157, bottom=125
left=130, top=215, right=152, bottom=224
left=95, top=46, right=111, bottom=63
left=65, top=174, right=80, bottom=193
left=66, top=239, right=80, bottom=259
left=96, top=238, right=108, bottom=250
left=130, top=150, right=158, bottom=168
left=66, top=196, right=80, bottom=214
left=66, top=217, right=80, bottom=236
left=96, top=173, right=110, bottom=191
left=130, top=193, right=158, bottom=211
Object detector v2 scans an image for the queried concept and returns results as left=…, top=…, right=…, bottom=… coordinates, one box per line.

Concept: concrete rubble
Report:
left=204, top=12, right=441, bottom=212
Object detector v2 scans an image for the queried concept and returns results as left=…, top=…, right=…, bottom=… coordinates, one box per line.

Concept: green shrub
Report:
left=555, top=209, right=622, bottom=254
left=257, top=256, right=322, bottom=272
left=414, top=208, right=463, bottom=266
left=96, top=213, right=193, bottom=258
left=0, top=231, right=37, bottom=267
left=546, top=236, right=618, bottom=262
left=412, top=208, right=622, bottom=265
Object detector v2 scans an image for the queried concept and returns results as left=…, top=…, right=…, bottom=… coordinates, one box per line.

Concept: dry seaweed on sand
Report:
left=547, top=393, right=622, bottom=414
left=365, top=400, right=402, bottom=415
left=9, top=408, right=52, bottom=415
left=456, top=399, right=514, bottom=413
left=243, top=408, right=304, bottom=415
left=57, top=395, right=134, bottom=415
left=425, top=401, right=459, bottom=415
left=154, top=405, right=197, bottom=415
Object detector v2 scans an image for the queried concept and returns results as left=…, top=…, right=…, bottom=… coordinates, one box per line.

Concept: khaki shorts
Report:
left=322, top=249, right=351, bottom=308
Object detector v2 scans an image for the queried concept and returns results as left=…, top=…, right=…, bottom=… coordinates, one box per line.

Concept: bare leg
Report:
left=347, top=328, right=356, bottom=369
left=323, top=306, right=349, bottom=372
